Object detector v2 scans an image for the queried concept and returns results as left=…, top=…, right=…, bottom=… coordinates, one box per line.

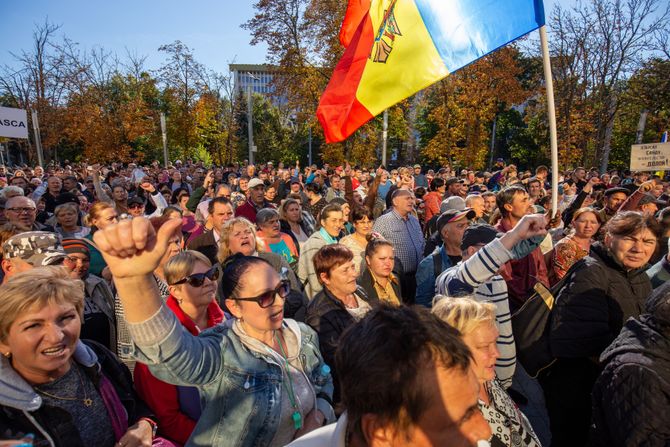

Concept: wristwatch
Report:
left=139, top=417, right=158, bottom=438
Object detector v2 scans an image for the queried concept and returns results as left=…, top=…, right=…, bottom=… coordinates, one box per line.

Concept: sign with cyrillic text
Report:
left=630, top=142, right=670, bottom=171
left=0, top=107, right=29, bottom=139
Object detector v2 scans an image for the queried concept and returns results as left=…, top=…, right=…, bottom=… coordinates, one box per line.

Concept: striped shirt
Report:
left=434, top=238, right=516, bottom=388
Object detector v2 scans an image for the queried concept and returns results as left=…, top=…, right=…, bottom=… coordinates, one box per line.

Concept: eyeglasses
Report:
left=6, top=207, right=36, bottom=214
left=171, top=266, right=220, bottom=287
left=128, top=203, right=144, bottom=209
left=232, top=281, right=290, bottom=308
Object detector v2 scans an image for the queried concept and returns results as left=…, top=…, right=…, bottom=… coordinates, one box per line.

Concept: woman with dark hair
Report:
left=543, top=211, right=662, bottom=446
left=357, top=235, right=401, bottom=305
left=423, top=177, right=446, bottom=222
left=298, top=204, right=344, bottom=299
left=550, top=207, right=602, bottom=283
left=279, top=198, right=312, bottom=250
left=339, top=207, right=374, bottom=273
left=305, top=244, right=378, bottom=403
left=363, top=173, right=387, bottom=218
left=257, top=208, right=299, bottom=269
left=92, top=218, right=335, bottom=446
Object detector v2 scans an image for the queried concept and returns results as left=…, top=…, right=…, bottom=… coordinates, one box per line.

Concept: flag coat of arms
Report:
left=318, top=0, right=546, bottom=143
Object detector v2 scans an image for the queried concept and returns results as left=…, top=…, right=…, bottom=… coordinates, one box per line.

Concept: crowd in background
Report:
left=0, top=156, right=669, bottom=447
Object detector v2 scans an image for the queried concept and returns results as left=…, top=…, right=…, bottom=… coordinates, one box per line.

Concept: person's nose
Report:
left=44, top=322, right=66, bottom=344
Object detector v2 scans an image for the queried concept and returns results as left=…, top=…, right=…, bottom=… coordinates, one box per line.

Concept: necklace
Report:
left=274, top=331, right=303, bottom=430
left=35, top=364, right=93, bottom=407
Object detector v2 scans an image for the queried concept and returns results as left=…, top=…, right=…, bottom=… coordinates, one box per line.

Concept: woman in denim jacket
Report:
left=94, top=217, right=335, bottom=447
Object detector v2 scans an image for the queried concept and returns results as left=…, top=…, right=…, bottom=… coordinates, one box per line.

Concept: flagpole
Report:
left=539, top=25, right=559, bottom=218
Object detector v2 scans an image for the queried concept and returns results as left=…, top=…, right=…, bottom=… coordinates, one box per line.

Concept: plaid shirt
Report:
left=372, top=209, right=425, bottom=273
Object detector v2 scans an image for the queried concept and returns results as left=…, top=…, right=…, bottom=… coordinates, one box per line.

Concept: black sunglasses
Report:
left=172, top=266, right=220, bottom=287
left=232, top=281, right=290, bottom=308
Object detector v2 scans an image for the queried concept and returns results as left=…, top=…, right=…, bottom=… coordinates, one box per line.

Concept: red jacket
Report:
left=134, top=296, right=224, bottom=445
left=496, top=217, right=549, bottom=311
left=235, top=200, right=275, bottom=223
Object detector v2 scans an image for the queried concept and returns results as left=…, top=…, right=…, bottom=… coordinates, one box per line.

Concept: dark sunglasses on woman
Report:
left=172, top=266, right=220, bottom=287
left=233, top=281, right=291, bottom=308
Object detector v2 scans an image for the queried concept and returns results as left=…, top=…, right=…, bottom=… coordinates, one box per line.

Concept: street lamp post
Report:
left=246, top=72, right=259, bottom=165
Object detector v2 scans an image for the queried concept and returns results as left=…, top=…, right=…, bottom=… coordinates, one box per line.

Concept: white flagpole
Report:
left=539, top=25, right=559, bottom=218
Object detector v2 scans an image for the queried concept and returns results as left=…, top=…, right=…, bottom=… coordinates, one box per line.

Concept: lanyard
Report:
left=275, top=332, right=303, bottom=430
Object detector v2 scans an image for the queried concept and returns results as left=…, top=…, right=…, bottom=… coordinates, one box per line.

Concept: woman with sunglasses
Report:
left=134, top=250, right=225, bottom=445
left=93, top=217, right=335, bottom=447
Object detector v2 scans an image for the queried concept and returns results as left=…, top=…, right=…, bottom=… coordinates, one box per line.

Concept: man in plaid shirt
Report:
left=372, top=189, right=425, bottom=303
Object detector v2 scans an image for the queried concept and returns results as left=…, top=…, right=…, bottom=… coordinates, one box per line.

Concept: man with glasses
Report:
left=4, top=196, right=54, bottom=231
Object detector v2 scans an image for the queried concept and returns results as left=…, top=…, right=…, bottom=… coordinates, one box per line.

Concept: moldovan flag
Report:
left=318, top=0, right=546, bottom=143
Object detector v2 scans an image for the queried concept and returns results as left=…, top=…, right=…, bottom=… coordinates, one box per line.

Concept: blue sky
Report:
left=0, top=0, right=568, bottom=74
left=0, top=0, right=269, bottom=74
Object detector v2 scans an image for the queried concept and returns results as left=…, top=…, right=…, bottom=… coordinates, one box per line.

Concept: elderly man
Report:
left=188, top=197, right=235, bottom=265
left=235, top=178, right=275, bottom=223
left=287, top=305, right=491, bottom=447
left=373, top=189, right=424, bottom=303
left=4, top=196, right=54, bottom=231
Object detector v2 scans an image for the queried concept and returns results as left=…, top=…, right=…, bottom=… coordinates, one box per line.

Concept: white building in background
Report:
left=230, top=64, right=286, bottom=105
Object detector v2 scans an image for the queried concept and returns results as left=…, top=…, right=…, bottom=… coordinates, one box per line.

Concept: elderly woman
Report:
left=298, top=204, right=344, bottom=299
left=305, top=244, right=377, bottom=403
left=0, top=267, right=157, bottom=446
left=357, top=236, right=401, bottom=305
left=339, top=207, right=374, bottom=273
left=550, top=207, right=601, bottom=283
left=545, top=211, right=661, bottom=445
left=219, top=217, right=306, bottom=321
left=279, top=198, right=312, bottom=249
left=134, top=251, right=225, bottom=445
left=92, top=218, right=335, bottom=446
left=433, top=297, right=541, bottom=447
left=256, top=208, right=299, bottom=269
left=55, top=202, right=90, bottom=238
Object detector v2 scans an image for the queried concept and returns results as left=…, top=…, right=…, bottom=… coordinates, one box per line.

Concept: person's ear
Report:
left=360, top=414, right=398, bottom=447
left=319, top=271, right=331, bottom=287
left=503, top=203, right=513, bottom=213
left=225, top=298, right=243, bottom=319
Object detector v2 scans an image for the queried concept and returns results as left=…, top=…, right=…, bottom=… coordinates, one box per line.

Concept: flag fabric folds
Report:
left=318, top=0, right=546, bottom=143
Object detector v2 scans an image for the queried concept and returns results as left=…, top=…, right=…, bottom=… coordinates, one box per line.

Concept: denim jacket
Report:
left=128, top=305, right=334, bottom=447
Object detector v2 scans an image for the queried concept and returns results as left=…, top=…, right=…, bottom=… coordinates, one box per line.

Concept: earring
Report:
left=3, top=352, right=10, bottom=358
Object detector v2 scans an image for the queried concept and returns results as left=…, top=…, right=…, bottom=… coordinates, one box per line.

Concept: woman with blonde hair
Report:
left=134, top=250, right=225, bottom=445
left=218, top=217, right=306, bottom=321
left=82, top=201, right=119, bottom=277
left=54, top=202, right=90, bottom=238
left=0, top=267, right=157, bottom=446
left=433, top=296, right=542, bottom=447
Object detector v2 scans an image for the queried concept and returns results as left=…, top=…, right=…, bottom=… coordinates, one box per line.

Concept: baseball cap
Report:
left=248, top=178, right=265, bottom=189
left=440, top=196, right=467, bottom=214
left=460, top=224, right=500, bottom=251
left=55, top=192, right=80, bottom=206
left=638, top=193, right=666, bottom=207
left=3, top=231, right=67, bottom=266
left=128, top=196, right=146, bottom=206
left=436, top=209, right=476, bottom=235
left=603, top=187, right=631, bottom=197
left=413, top=164, right=421, bottom=169
left=445, top=177, right=464, bottom=187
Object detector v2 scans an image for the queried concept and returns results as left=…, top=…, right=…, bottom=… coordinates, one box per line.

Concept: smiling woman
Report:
left=0, top=267, right=157, bottom=447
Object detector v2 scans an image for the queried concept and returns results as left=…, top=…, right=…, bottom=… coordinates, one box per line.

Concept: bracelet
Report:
left=139, top=417, right=158, bottom=438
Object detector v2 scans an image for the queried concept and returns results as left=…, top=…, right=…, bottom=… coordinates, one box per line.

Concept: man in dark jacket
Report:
left=590, top=282, right=670, bottom=446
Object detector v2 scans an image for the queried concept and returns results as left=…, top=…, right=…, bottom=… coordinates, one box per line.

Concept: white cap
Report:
left=248, top=178, right=265, bottom=189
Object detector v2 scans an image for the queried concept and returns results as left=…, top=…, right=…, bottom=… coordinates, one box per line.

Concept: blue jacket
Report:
left=129, top=307, right=334, bottom=447
left=415, top=246, right=452, bottom=307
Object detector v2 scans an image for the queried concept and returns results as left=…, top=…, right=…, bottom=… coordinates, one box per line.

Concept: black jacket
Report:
left=357, top=267, right=402, bottom=304
left=305, top=286, right=378, bottom=403
left=590, top=316, right=670, bottom=446
left=0, top=340, right=153, bottom=447
left=550, top=242, right=651, bottom=360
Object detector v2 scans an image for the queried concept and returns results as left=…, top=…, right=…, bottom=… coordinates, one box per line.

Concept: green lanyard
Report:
left=275, top=331, right=303, bottom=430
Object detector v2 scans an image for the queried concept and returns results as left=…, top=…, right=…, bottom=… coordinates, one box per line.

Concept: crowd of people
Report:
left=0, top=157, right=669, bottom=446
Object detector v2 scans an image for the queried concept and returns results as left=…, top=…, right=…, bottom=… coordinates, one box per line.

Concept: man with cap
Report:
left=235, top=178, right=275, bottom=223
left=617, top=179, right=666, bottom=217
left=62, top=238, right=117, bottom=352
left=415, top=208, right=475, bottom=308
left=373, top=189, right=424, bottom=303
left=424, top=196, right=469, bottom=254
left=433, top=215, right=553, bottom=445
left=4, top=196, right=54, bottom=232
left=1, top=231, right=67, bottom=283
left=413, top=164, right=428, bottom=188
